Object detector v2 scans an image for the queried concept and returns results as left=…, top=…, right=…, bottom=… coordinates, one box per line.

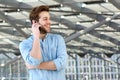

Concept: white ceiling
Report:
left=0, top=0, right=120, bottom=60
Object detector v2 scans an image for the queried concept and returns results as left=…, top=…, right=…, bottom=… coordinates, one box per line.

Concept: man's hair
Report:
left=29, top=5, right=49, bottom=23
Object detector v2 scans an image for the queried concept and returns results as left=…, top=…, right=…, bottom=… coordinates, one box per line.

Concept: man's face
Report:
left=38, top=11, right=51, bottom=34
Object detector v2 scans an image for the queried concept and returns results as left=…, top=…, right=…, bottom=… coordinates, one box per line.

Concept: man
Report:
left=19, top=5, right=68, bottom=80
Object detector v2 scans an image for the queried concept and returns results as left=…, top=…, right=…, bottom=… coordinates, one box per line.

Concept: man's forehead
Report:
left=39, top=12, right=50, bottom=18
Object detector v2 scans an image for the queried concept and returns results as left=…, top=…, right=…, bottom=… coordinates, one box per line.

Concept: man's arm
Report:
left=30, top=37, right=42, bottom=60
left=19, top=20, right=43, bottom=66
left=26, top=61, right=56, bottom=70
left=30, top=20, right=42, bottom=60
left=38, top=61, right=56, bottom=70
left=26, top=35, right=68, bottom=71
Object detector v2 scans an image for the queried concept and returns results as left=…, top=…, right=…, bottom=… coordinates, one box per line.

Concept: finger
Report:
left=34, top=23, right=41, bottom=28
left=32, top=23, right=38, bottom=28
left=34, top=24, right=40, bottom=28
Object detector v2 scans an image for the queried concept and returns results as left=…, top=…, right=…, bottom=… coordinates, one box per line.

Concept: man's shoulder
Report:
left=47, top=33, right=65, bottom=43
left=48, top=33, right=63, bottom=39
left=19, top=36, right=33, bottom=46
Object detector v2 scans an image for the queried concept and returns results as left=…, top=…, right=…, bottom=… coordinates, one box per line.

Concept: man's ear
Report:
left=32, top=20, right=36, bottom=24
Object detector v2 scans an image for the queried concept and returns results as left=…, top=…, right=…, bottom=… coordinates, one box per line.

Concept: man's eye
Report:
left=43, top=19, right=47, bottom=20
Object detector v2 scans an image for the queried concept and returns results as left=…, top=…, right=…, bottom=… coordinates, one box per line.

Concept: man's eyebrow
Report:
left=43, top=17, right=47, bottom=18
left=43, top=17, right=50, bottom=19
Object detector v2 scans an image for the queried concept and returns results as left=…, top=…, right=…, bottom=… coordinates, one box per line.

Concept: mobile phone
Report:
left=34, top=20, right=47, bottom=34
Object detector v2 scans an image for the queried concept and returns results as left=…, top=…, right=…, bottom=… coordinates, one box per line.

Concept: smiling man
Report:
left=19, top=5, right=68, bottom=80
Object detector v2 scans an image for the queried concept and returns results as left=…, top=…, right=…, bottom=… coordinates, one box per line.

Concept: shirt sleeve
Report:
left=53, top=35, right=68, bottom=71
left=19, top=40, right=43, bottom=66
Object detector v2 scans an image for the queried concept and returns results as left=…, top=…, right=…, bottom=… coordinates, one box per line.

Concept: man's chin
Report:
left=47, top=29, right=50, bottom=33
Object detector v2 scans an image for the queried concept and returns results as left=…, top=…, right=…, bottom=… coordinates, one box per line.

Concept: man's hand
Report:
left=32, top=20, right=41, bottom=38
left=25, top=63, right=38, bottom=69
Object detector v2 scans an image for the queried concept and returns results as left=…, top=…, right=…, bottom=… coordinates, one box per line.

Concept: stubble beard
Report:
left=39, top=26, right=50, bottom=34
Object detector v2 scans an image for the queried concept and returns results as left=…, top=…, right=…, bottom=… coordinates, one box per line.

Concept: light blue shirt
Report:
left=19, top=33, right=68, bottom=80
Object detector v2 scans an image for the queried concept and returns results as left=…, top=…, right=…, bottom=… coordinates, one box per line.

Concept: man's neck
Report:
left=40, top=33, right=47, bottom=40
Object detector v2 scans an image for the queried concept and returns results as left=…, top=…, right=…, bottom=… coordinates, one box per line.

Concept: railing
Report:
left=0, top=54, right=120, bottom=80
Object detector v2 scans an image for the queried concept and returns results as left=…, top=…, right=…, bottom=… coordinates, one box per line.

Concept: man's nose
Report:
left=47, top=20, right=51, bottom=24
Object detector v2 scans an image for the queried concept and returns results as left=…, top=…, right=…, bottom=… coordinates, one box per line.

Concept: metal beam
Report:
left=108, top=0, right=120, bottom=10
left=67, top=40, right=117, bottom=52
left=0, top=56, right=22, bottom=67
left=54, top=0, right=104, bottom=5
left=51, top=14, right=83, bottom=30
left=50, top=14, right=120, bottom=45
left=0, top=0, right=31, bottom=38
left=54, top=0, right=120, bottom=46
left=0, top=0, right=31, bottom=9
left=67, top=48, right=118, bottom=55
left=108, top=0, right=120, bottom=31
left=65, top=13, right=120, bottom=42
left=76, top=47, right=117, bottom=64
left=55, top=0, right=120, bottom=31
left=0, top=28, right=21, bottom=36
left=67, top=45, right=120, bottom=54
left=89, top=31, right=120, bottom=45
left=2, top=53, right=12, bottom=59
left=0, top=11, right=28, bottom=38
left=81, top=8, right=120, bottom=31
left=0, top=44, right=17, bottom=49
left=0, top=50, right=19, bottom=54
left=0, top=0, right=19, bottom=7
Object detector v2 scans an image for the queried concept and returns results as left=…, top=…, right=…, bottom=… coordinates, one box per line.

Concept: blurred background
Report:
left=0, top=0, right=120, bottom=80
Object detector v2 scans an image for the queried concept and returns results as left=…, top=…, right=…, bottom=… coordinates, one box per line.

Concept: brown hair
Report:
left=29, top=5, right=49, bottom=24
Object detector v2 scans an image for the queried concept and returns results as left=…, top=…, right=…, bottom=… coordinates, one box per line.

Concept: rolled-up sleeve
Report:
left=19, top=40, right=43, bottom=66
left=53, top=35, right=68, bottom=71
